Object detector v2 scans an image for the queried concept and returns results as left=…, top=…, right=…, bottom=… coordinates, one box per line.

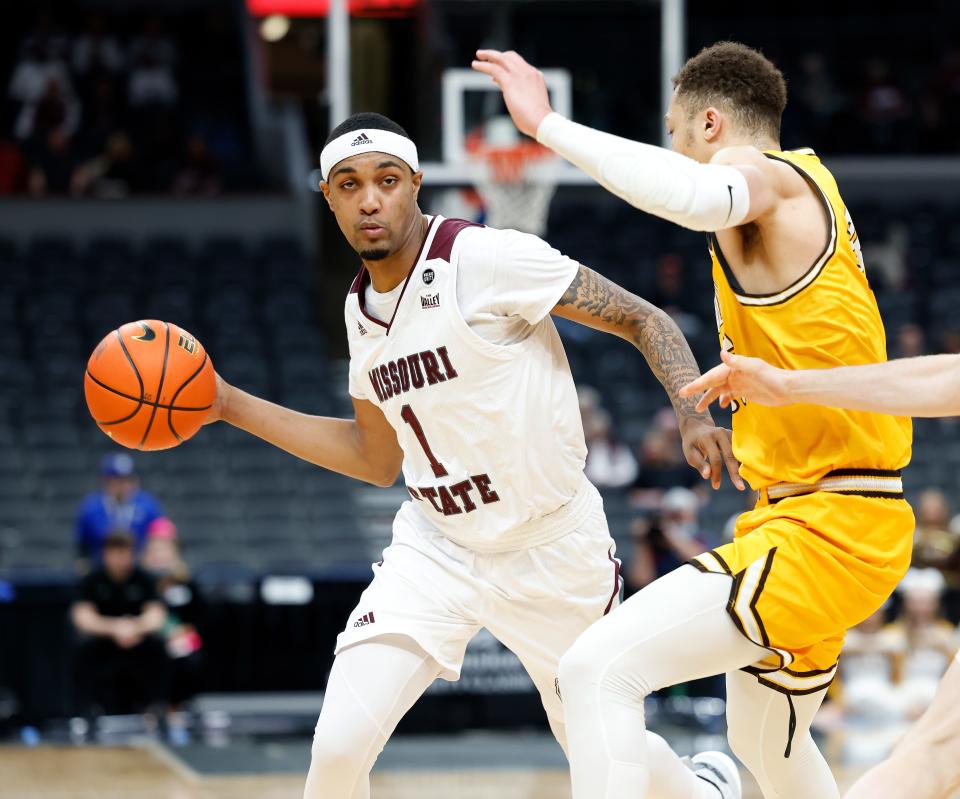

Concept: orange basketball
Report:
left=84, top=320, right=216, bottom=451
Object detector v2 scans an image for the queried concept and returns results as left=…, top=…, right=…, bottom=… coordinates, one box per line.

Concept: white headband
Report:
left=320, top=128, right=419, bottom=181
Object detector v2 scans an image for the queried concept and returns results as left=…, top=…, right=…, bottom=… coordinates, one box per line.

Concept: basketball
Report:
left=84, top=320, right=216, bottom=451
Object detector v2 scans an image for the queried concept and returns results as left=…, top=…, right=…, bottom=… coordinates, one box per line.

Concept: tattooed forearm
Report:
left=555, top=265, right=710, bottom=424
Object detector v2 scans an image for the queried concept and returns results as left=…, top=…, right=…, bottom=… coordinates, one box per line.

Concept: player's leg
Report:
left=484, top=518, right=729, bottom=799
left=843, top=654, right=960, bottom=799
left=725, top=669, right=839, bottom=799
left=303, top=634, right=442, bottom=799
left=559, top=564, right=768, bottom=799
left=304, top=506, right=481, bottom=798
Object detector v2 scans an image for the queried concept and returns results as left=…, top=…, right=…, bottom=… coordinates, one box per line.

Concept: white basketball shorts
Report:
left=335, top=478, right=621, bottom=722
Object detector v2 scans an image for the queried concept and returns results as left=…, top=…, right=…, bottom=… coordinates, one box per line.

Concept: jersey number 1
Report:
left=400, top=404, right=448, bottom=478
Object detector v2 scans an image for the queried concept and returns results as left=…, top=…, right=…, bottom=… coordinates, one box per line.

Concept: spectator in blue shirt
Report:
left=75, top=453, right=163, bottom=570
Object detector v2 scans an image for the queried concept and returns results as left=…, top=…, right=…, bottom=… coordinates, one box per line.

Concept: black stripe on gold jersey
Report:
left=709, top=151, right=839, bottom=307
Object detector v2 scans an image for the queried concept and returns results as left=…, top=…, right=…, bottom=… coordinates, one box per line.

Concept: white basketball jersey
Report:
left=344, top=216, right=589, bottom=552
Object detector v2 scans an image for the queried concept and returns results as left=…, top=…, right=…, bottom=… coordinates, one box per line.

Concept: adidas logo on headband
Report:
left=351, top=133, right=372, bottom=147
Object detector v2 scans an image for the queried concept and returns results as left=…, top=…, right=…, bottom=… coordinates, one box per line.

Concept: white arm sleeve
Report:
left=537, top=113, right=751, bottom=232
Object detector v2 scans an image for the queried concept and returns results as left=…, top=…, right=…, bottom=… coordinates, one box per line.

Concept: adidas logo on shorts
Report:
left=353, top=611, right=376, bottom=628
left=351, top=133, right=372, bottom=147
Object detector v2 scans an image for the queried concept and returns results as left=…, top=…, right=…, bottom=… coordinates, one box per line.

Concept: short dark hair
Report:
left=672, top=41, right=787, bottom=140
left=324, top=112, right=411, bottom=147
left=103, top=530, right=135, bottom=550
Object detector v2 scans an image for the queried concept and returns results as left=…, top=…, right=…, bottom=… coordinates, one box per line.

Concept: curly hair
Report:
left=672, top=41, right=787, bottom=140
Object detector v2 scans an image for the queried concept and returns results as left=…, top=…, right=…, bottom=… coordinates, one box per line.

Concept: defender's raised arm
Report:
left=472, top=48, right=782, bottom=232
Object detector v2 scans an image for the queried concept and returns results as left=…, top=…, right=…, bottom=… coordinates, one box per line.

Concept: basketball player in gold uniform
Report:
left=476, top=42, right=914, bottom=799
left=683, top=350, right=960, bottom=799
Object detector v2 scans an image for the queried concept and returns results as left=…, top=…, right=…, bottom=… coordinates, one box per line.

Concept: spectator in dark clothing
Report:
left=8, top=42, right=76, bottom=140
left=629, top=428, right=699, bottom=510
left=128, top=53, right=178, bottom=110
left=75, top=453, right=164, bottom=569
left=71, top=530, right=169, bottom=715
left=72, top=15, right=125, bottom=79
left=25, top=127, right=79, bottom=196
left=625, top=488, right=707, bottom=593
left=20, top=77, right=79, bottom=143
left=893, top=322, right=926, bottom=360
left=74, top=131, right=141, bottom=198
left=172, top=133, right=222, bottom=196
left=142, top=518, right=205, bottom=710
left=76, top=76, right=126, bottom=159
left=0, top=138, right=26, bottom=194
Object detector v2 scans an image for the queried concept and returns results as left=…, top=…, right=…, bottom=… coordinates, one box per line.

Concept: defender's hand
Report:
left=680, top=350, right=791, bottom=412
left=472, top=49, right=554, bottom=138
left=680, top=418, right=744, bottom=491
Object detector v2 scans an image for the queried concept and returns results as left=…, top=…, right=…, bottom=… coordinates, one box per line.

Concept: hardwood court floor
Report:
left=0, top=743, right=877, bottom=799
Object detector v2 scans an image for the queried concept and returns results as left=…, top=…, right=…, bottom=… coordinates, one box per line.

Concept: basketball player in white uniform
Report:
left=204, top=111, right=741, bottom=799
left=682, top=350, right=960, bottom=799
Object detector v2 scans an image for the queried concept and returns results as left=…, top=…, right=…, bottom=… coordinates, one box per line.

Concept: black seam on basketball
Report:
left=86, top=370, right=212, bottom=413
left=87, top=373, right=145, bottom=426
left=92, top=329, right=147, bottom=426
left=167, top=350, right=209, bottom=442
left=138, top=322, right=170, bottom=449
left=115, top=330, right=145, bottom=401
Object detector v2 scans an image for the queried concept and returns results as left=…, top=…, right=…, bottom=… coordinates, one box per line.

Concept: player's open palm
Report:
left=681, top=350, right=791, bottom=412
left=472, top=49, right=554, bottom=138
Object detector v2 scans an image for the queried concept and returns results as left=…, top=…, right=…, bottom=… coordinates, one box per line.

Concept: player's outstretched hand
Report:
left=204, top=372, right=231, bottom=425
left=680, top=418, right=744, bottom=491
left=680, top=350, right=792, bottom=413
left=472, top=49, right=554, bottom=138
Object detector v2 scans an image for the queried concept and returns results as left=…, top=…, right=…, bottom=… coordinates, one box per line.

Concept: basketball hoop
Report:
left=465, top=128, right=558, bottom=237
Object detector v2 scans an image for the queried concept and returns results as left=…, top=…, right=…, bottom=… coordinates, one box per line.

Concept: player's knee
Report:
left=560, top=634, right=653, bottom=704
left=309, top=726, right=367, bottom=784
left=558, top=636, right=601, bottom=697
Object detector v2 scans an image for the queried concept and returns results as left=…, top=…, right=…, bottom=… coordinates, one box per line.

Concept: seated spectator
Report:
left=893, top=322, right=926, bottom=360
left=75, top=453, right=164, bottom=570
left=142, top=518, right=205, bottom=713
left=171, top=134, right=222, bottom=196
left=912, top=488, right=960, bottom=583
left=72, top=14, right=125, bottom=80
left=128, top=53, right=178, bottom=110
left=74, top=131, right=141, bottom=198
left=129, top=16, right=179, bottom=68
left=71, top=530, right=169, bottom=716
left=817, top=605, right=905, bottom=763
left=647, top=254, right=703, bottom=336
left=0, top=137, right=26, bottom=194
left=16, top=76, right=80, bottom=143
left=883, top=568, right=957, bottom=716
left=860, top=58, right=912, bottom=153
left=625, top=488, right=707, bottom=592
left=24, top=127, right=79, bottom=197
left=8, top=42, right=74, bottom=127
left=577, top=385, right=602, bottom=435
left=584, top=409, right=637, bottom=489
left=76, top=74, right=126, bottom=159
left=629, top=427, right=699, bottom=510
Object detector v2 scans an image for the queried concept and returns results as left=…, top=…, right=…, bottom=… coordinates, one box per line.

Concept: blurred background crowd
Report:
left=0, top=0, right=959, bottom=773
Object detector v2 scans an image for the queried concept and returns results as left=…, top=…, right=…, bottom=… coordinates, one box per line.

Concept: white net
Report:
left=474, top=175, right=557, bottom=237
left=466, top=116, right=558, bottom=236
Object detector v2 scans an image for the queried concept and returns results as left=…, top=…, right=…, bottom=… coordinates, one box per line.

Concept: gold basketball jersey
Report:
left=711, top=148, right=912, bottom=489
